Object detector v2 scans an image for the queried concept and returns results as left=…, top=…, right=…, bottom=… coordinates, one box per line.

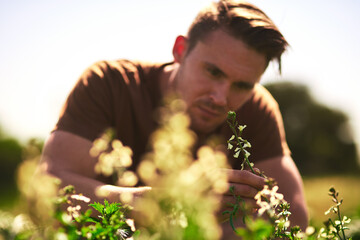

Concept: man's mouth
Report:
left=196, top=100, right=226, bottom=119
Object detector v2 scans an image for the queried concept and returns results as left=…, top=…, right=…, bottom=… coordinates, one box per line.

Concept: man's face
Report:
left=172, top=29, right=267, bottom=134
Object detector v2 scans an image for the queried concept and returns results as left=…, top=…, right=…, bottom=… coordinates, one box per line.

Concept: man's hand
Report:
left=218, top=169, right=265, bottom=221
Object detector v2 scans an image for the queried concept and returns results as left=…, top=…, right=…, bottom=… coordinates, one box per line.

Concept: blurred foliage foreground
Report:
left=0, top=82, right=359, bottom=239
left=1, top=100, right=229, bottom=239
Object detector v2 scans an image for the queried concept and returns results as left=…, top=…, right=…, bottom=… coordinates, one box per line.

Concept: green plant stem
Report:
left=228, top=124, right=256, bottom=175
left=337, top=206, right=347, bottom=240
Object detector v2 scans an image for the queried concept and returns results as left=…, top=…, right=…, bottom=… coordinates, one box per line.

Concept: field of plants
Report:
left=0, top=102, right=359, bottom=239
left=1, top=174, right=360, bottom=239
left=2, top=176, right=360, bottom=225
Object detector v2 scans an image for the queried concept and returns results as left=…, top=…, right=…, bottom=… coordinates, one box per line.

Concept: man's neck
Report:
left=159, top=63, right=179, bottom=95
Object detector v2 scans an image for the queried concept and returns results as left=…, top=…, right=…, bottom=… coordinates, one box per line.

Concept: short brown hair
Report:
left=186, top=0, right=288, bottom=72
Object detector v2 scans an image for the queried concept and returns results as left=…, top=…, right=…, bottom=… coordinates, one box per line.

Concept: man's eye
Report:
left=206, top=67, right=223, bottom=78
left=232, top=82, right=254, bottom=91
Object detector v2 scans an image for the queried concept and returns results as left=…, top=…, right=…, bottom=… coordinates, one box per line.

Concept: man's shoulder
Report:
left=254, top=83, right=277, bottom=100
left=75, top=59, right=169, bottom=94
left=86, top=59, right=168, bottom=78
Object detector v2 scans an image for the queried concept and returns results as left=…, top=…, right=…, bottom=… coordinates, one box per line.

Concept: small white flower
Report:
left=70, top=194, right=91, bottom=203
left=305, top=226, right=315, bottom=235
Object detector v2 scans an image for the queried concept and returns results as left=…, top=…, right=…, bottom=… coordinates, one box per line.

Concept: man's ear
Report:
left=172, top=35, right=188, bottom=63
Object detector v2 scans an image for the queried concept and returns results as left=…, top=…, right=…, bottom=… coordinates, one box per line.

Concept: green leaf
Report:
left=85, top=217, right=100, bottom=224
left=105, top=202, right=120, bottom=216
left=89, top=202, right=105, bottom=214
left=222, top=210, right=232, bottom=215
left=236, top=218, right=273, bottom=239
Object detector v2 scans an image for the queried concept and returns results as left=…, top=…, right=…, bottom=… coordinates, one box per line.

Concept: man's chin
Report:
left=188, top=110, right=226, bottom=134
left=190, top=120, right=221, bottom=135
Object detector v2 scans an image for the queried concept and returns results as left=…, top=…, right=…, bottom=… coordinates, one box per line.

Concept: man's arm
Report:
left=255, top=155, right=309, bottom=230
left=40, top=130, right=150, bottom=206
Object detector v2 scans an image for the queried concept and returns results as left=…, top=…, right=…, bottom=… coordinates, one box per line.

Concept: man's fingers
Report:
left=225, top=183, right=258, bottom=198
left=253, top=167, right=262, bottom=176
left=223, top=169, right=266, bottom=190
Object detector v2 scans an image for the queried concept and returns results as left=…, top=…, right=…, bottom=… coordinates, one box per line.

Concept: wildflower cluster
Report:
left=226, top=111, right=257, bottom=174
left=255, top=185, right=284, bottom=217
left=254, top=185, right=303, bottom=239
left=226, top=111, right=353, bottom=240
left=90, top=129, right=138, bottom=189
left=318, top=187, right=352, bottom=239
left=227, top=111, right=312, bottom=239
left=54, top=185, right=134, bottom=240
left=1, top=101, right=355, bottom=240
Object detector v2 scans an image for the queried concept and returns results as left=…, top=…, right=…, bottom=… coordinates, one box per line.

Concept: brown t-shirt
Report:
left=55, top=59, right=290, bottom=172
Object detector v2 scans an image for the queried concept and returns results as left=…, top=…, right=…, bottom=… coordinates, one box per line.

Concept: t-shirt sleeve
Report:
left=224, top=84, right=291, bottom=168
left=53, top=61, right=114, bottom=141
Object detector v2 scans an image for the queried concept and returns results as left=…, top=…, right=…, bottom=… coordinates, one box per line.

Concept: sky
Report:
left=0, top=0, right=359, bottom=157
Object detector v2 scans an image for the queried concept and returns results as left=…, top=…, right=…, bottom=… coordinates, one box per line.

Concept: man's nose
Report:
left=210, top=81, right=230, bottom=106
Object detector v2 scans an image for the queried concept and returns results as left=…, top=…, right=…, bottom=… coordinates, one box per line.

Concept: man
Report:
left=40, top=0, right=308, bottom=236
